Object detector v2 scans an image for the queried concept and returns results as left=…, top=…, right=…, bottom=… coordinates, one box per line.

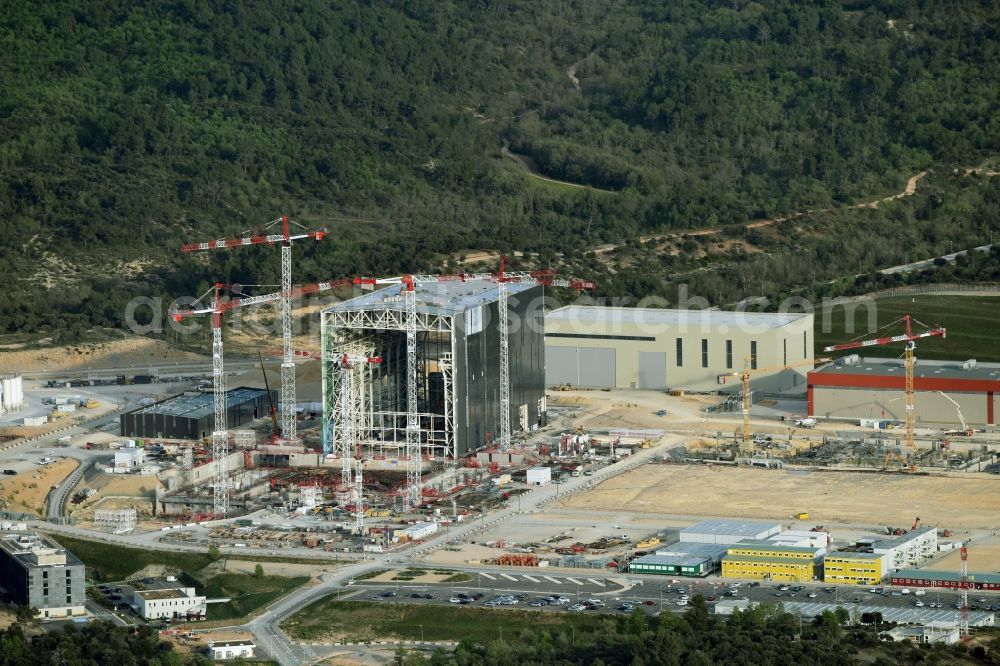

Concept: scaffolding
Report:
left=94, top=508, right=137, bottom=534
left=231, top=431, right=256, bottom=449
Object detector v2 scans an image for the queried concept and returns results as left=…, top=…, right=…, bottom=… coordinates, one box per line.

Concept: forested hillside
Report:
left=1, top=1, right=998, bottom=337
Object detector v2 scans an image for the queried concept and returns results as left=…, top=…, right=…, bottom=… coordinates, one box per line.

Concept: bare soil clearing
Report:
left=564, top=464, right=1000, bottom=531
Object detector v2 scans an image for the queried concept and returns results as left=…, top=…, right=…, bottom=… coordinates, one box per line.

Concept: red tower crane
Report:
left=960, top=545, right=970, bottom=639
left=181, top=215, right=328, bottom=445
left=823, top=315, right=946, bottom=470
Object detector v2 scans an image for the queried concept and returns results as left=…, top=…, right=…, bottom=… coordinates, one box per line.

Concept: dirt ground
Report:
left=0, top=337, right=206, bottom=372
left=0, top=458, right=78, bottom=515
left=934, top=544, right=1000, bottom=574
left=563, top=464, right=1000, bottom=531
left=92, top=474, right=162, bottom=498
left=203, top=558, right=333, bottom=579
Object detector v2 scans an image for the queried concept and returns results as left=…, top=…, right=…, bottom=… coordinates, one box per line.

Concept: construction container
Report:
left=795, top=512, right=809, bottom=520
left=23, top=416, right=47, bottom=426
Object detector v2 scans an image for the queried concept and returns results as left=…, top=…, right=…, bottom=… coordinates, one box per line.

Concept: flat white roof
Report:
left=545, top=306, right=808, bottom=331
left=680, top=519, right=782, bottom=537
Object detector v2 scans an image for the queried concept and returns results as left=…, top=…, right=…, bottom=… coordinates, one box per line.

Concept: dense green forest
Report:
left=1, top=1, right=999, bottom=338
left=406, top=600, right=997, bottom=665
left=3, top=603, right=998, bottom=665
left=0, top=621, right=210, bottom=665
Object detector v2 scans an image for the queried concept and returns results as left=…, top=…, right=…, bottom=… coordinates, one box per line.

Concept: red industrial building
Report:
left=807, top=357, right=1000, bottom=426
left=891, top=569, right=1000, bottom=591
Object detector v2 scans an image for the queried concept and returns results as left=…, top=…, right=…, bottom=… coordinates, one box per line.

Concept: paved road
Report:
left=47, top=459, right=92, bottom=519
left=880, top=244, right=993, bottom=276
left=13, top=360, right=260, bottom=380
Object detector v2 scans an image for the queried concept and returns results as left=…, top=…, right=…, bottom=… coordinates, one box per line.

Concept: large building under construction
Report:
left=320, top=279, right=546, bottom=460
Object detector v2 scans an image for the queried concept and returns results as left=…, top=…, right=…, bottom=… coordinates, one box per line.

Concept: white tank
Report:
left=0, top=375, right=23, bottom=411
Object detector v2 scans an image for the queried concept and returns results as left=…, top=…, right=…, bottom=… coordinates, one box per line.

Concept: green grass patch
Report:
left=281, top=599, right=607, bottom=643
left=442, top=573, right=473, bottom=583
left=203, top=573, right=309, bottom=621
left=353, top=569, right=389, bottom=581
left=50, top=535, right=214, bottom=582
left=815, top=295, right=1000, bottom=362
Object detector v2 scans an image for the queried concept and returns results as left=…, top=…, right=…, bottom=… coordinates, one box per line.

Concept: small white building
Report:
left=114, top=448, right=145, bottom=473
left=768, top=530, right=830, bottom=549
left=887, top=621, right=960, bottom=645
left=393, top=521, right=438, bottom=542
left=526, top=467, right=552, bottom=485
left=871, top=527, right=937, bottom=571
left=714, top=598, right=756, bottom=615
left=23, top=416, right=47, bottom=427
left=209, top=640, right=256, bottom=660
left=132, top=587, right=206, bottom=620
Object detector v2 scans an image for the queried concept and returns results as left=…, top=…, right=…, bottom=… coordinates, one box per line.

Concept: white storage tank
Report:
left=0, top=375, right=23, bottom=412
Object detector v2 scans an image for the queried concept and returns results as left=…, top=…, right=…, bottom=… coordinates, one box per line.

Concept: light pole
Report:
left=418, top=624, right=424, bottom=642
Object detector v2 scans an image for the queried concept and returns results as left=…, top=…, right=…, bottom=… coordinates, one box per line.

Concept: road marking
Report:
left=567, top=577, right=583, bottom=585
left=543, top=576, right=562, bottom=584
left=522, top=575, right=539, bottom=583
left=587, top=578, right=605, bottom=586
left=500, top=573, right=518, bottom=581
left=480, top=573, right=496, bottom=580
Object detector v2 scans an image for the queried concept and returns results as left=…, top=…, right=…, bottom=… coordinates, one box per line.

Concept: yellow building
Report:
left=720, top=541, right=822, bottom=582
left=823, top=552, right=887, bottom=586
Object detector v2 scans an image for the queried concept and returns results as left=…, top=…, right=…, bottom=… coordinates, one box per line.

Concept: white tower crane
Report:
left=172, top=277, right=362, bottom=516
left=171, top=284, right=287, bottom=516
left=181, top=216, right=328, bottom=444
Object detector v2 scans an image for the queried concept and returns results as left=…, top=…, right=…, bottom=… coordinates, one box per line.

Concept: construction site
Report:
left=2, top=215, right=998, bottom=642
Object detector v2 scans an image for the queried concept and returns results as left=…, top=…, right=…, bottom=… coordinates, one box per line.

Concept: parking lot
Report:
left=350, top=570, right=1000, bottom=625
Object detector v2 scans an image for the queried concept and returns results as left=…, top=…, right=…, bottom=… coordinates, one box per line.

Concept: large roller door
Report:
left=545, top=346, right=616, bottom=388
left=638, top=351, right=667, bottom=389
left=545, top=346, right=579, bottom=385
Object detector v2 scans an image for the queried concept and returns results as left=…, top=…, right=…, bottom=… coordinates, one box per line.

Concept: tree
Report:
left=254, top=563, right=264, bottom=579
left=208, top=544, right=221, bottom=561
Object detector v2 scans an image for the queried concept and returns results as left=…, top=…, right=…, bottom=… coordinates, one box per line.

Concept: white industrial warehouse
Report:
left=678, top=519, right=783, bottom=545
left=544, top=306, right=814, bottom=392
left=808, top=356, right=1000, bottom=426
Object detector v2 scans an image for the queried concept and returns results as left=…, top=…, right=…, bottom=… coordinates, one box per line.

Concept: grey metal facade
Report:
left=0, top=534, right=85, bottom=616
left=120, top=388, right=275, bottom=440
left=454, top=286, right=545, bottom=452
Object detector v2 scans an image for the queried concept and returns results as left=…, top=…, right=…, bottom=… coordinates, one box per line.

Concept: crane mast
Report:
left=171, top=278, right=359, bottom=516
left=497, top=257, right=511, bottom=450
left=180, top=215, right=328, bottom=445
left=210, top=288, right=228, bottom=517
left=960, top=545, right=970, bottom=639
left=720, top=356, right=830, bottom=446
left=823, top=315, right=945, bottom=470
left=404, top=276, right=421, bottom=509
